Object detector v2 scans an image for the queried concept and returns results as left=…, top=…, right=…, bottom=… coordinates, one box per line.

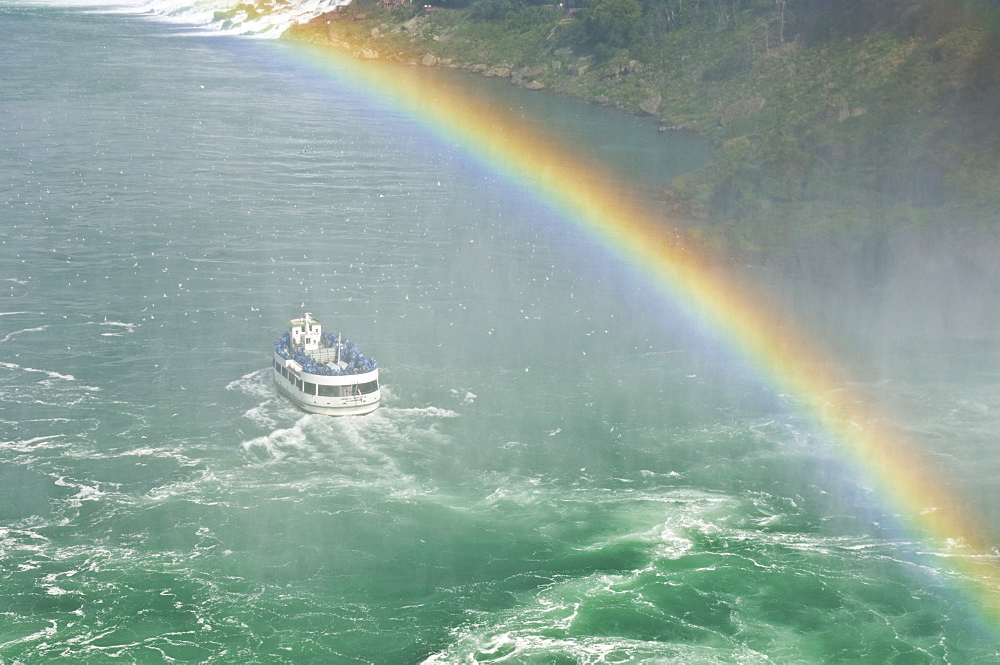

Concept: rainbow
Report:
left=284, top=41, right=1000, bottom=626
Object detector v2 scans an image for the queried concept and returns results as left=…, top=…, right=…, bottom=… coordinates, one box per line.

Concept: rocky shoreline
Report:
left=282, top=12, right=678, bottom=130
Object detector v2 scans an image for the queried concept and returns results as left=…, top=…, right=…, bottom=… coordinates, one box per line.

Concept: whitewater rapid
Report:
left=26, top=0, right=350, bottom=36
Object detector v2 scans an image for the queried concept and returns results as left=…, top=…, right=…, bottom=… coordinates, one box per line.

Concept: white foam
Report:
left=116, top=445, right=199, bottom=468
left=0, top=361, right=75, bottom=381
left=422, top=483, right=907, bottom=665
left=225, top=368, right=289, bottom=427
left=384, top=404, right=460, bottom=420
left=0, top=326, right=49, bottom=344
left=11, top=0, right=352, bottom=39
left=423, top=616, right=768, bottom=664
left=242, top=403, right=279, bottom=429
left=234, top=399, right=463, bottom=505
left=241, top=413, right=315, bottom=463
left=120, top=0, right=351, bottom=38
left=95, top=320, right=138, bottom=337
left=450, top=388, right=477, bottom=405
left=0, top=620, right=59, bottom=651
left=225, top=368, right=273, bottom=400
left=0, top=434, right=68, bottom=452
left=54, top=477, right=109, bottom=507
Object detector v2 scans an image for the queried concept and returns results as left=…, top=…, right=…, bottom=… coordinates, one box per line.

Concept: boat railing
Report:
left=308, top=347, right=340, bottom=363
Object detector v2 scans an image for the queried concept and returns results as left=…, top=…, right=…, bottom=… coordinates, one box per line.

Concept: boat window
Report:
left=358, top=380, right=379, bottom=395
left=303, top=382, right=317, bottom=396
left=318, top=384, right=341, bottom=397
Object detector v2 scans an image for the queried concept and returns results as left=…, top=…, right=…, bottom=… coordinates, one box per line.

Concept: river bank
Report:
left=282, top=3, right=1000, bottom=223
left=281, top=1, right=1000, bottom=338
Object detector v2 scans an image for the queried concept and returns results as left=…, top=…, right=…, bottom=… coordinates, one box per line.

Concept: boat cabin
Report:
left=290, top=313, right=322, bottom=351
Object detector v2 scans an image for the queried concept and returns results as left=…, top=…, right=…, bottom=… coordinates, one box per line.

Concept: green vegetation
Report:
left=282, top=0, right=1000, bottom=269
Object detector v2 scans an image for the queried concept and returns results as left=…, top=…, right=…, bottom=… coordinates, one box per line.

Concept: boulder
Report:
left=421, top=53, right=438, bottom=66
left=823, top=94, right=850, bottom=122
left=512, top=64, right=548, bottom=87
left=639, top=94, right=662, bottom=116
left=603, top=64, right=623, bottom=78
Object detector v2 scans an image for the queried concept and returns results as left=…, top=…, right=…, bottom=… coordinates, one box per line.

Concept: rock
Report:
left=303, top=10, right=340, bottom=26
left=470, top=64, right=488, bottom=73
left=823, top=94, right=850, bottom=122
left=552, top=60, right=562, bottom=70
left=485, top=66, right=511, bottom=78
left=523, top=80, right=545, bottom=90
left=602, top=60, right=641, bottom=79
left=370, top=27, right=381, bottom=38
left=358, top=47, right=380, bottom=59
left=521, top=64, right=548, bottom=78
left=639, top=94, right=662, bottom=116
left=568, top=63, right=588, bottom=76
left=326, top=34, right=352, bottom=50
left=421, top=53, right=438, bottom=66
left=721, top=97, right=765, bottom=125
left=512, top=64, right=548, bottom=86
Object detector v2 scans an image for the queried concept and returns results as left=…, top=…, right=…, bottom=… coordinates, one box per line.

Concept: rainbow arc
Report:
left=286, top=42, right=1000, bottom=626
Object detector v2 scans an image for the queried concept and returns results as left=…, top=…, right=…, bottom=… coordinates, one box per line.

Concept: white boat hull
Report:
left=273, top=351, right=381, bottom=416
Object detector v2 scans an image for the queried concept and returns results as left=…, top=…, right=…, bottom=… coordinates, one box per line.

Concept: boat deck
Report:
left=307, top=347, right=342, bottom=364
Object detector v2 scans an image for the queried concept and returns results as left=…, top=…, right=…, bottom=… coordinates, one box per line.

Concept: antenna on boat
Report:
left=336, top=331, right=342, bottom=365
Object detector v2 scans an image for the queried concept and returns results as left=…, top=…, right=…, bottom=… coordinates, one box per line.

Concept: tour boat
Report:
left=272, top=313, right=381, bottom=416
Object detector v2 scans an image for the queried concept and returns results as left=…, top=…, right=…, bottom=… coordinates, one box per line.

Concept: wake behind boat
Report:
left=272, top=313, right=381, bottom=416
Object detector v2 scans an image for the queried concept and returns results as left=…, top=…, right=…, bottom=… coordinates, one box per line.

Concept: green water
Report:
left=2, top=2, right=999, bottom=662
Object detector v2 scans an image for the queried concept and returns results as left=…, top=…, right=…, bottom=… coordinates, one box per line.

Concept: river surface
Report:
left=2, top=1, right=1000, bottom=662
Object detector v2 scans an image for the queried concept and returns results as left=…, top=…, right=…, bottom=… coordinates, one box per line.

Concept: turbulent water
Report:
left=3, top=1, right=1000, bottom=662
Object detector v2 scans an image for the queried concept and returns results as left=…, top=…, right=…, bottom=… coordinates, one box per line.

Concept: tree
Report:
left=588, top=0, right=643, bottom=49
